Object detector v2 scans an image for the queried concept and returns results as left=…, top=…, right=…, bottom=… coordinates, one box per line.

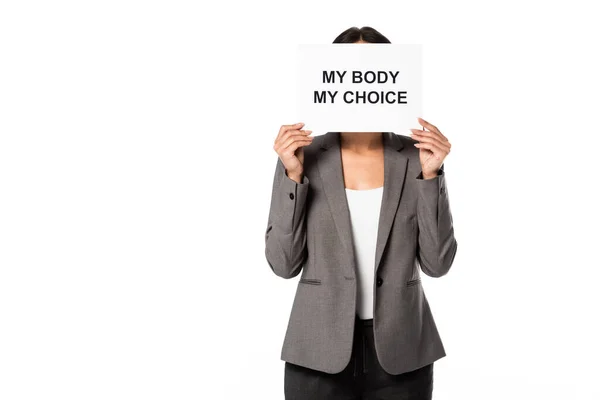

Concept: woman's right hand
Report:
left=273, top=122, right=313, bottom=182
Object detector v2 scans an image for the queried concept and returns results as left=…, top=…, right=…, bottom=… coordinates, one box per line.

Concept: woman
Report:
left=265, top=26, right=458, bottom=400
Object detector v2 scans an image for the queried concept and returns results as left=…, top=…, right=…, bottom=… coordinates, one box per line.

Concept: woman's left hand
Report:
left=410, top=117, right=452, bottom=179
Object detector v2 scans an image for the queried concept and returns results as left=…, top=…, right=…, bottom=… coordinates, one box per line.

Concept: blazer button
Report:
left=289, top=193, right=294, bottom=200
left=376, top=277, right=383, bottom=287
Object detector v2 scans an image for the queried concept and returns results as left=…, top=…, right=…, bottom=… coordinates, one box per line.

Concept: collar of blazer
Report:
left=317, top=131, right=409, bottom=280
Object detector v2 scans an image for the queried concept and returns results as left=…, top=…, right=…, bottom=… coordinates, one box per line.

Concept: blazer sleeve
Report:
left=415, top=163, right=458, bottom=278
left=264, top=157, right=310, bottom=279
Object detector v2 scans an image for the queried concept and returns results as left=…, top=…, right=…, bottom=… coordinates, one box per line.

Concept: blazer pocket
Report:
left=406, top=278, right=421, bottom=287
left=299, top=278, right=322, bottom=285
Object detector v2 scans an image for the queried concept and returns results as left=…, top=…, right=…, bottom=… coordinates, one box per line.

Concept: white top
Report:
left=344, top=185, right=384, bottom=320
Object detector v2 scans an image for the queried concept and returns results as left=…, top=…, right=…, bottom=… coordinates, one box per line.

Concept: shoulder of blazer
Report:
left=314, top=132, right=426, bottom=163
left=302, top=132, right=326, bottom=156
left=393, top=132, right=423, bottom=159
left=394, top=132, right=416, bottom=150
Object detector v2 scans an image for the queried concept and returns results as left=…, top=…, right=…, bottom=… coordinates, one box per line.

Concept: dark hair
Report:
left=333, top=26, right=391, bottom=44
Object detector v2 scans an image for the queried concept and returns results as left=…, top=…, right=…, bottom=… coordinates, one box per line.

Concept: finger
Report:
left=410, top=129, right=452, bottom=150
left=279, top=131, right=313, bottom=153
left=413, top=141, right=447, bottom=160
left=277, top=122, right=305, bottom=141
left=283, top=128, right=313, bottom=138
left=409, top=129, right=451, bottom=151
left=275, top=129, right=313, bottom=148
left=417, top=117, right=447, bottom=140
left=417, top=117, right=440, bottom=134
left=282, top=137, right=313, bottom=155
left=280, top=129, right=313, bottom=144
left=412, top=135, right=451, bottom=154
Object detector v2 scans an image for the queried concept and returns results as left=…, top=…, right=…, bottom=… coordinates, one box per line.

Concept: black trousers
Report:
left=284, top=315, right=434, bottom=399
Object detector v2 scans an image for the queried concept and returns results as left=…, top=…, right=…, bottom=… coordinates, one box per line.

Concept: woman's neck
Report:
left=340, top=132, right=383, bottom=153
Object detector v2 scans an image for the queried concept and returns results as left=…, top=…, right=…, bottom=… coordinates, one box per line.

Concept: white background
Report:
left=1, top=1, right=599, bottom=399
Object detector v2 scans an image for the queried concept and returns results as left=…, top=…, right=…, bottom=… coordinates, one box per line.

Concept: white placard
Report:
left=296, top=44, right=422, bottom=135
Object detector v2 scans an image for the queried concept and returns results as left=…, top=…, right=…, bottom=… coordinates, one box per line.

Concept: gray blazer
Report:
left=265, top=131, right=458, bottom=375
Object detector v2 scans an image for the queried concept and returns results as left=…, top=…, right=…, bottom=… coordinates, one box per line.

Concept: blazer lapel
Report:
left=317, top=131, right=408, bottom=279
